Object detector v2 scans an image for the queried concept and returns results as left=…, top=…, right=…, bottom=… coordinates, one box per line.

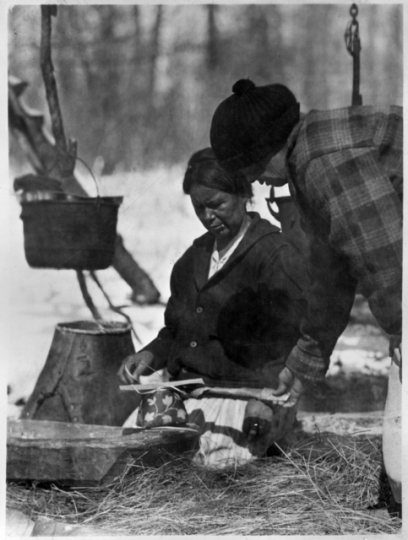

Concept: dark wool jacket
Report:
left=142, top=212, right=309, bottom=388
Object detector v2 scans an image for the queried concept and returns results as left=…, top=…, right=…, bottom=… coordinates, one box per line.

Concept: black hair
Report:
left=183, top=148, right=253, bottom=198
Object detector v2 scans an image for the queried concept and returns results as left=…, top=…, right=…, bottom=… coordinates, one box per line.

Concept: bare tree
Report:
left=9, top=5, right=403, bottom=171
left=206, top=5, right=219, bottom=71
left=147, top=5, right=163, bottom=107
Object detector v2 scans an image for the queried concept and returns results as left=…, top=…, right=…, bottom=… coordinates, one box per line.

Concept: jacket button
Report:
left=190, top=341, right=197, bottom=348
left=196, top=307, right=203, bottom=313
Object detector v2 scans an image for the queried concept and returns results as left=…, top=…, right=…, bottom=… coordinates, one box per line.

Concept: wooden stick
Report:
left=90, top=271, right=142, bottom=344
left=40, top=6, right=66, bottom=152
left=76, top=270, right=102, bottom=321
left=40, top=6, right=76, bottom=179
left=190, top=386, right=290, bottom=404
left=120, top=380, right=289, bottom=404
left=120, top=379, right=205, bottom=391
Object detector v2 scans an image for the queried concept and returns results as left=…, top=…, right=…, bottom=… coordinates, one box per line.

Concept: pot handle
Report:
left=75, top=155, right=100, bottom=198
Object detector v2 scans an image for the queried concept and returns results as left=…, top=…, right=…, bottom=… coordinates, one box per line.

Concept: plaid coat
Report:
left=142, top=213, right=309, bottom=388
left=285, top=105, right=403, bottom=381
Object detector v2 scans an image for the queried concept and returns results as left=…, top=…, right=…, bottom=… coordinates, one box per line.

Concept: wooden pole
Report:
left=40, top=5, right=77, bottom=179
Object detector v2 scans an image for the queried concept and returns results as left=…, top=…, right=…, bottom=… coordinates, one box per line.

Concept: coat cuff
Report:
left=285, top=342, right=329, bottom=382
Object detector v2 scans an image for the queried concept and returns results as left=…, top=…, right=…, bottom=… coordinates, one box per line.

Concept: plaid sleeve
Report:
left=308, top=148, right=403, bottom=335
left=287, top=146, right=402, bottom=381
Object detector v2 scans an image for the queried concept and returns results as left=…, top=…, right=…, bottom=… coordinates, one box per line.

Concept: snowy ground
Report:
left=4, top=166, right=391, bottom=417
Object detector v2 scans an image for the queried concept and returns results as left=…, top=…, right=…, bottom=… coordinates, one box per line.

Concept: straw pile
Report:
left=7, top=434, right=401, bottom=536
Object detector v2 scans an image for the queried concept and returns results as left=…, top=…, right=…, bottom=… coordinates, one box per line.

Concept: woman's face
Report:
left=189, top=184, right=248, bottom=244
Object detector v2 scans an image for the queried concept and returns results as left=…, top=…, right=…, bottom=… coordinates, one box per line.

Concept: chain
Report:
left=344, top=3, right=362, bottom=106
left=344, top=4, right=360, bottom=56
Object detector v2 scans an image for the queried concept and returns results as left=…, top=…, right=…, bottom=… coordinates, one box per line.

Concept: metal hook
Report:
left=350, top=3, right=358, bottom=20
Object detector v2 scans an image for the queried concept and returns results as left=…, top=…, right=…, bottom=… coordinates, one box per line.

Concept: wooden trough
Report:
left=7, top=419, right=199, bottom=486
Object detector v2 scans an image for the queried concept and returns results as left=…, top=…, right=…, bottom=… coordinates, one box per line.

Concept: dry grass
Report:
left=7, top=434, right=401, bottom=535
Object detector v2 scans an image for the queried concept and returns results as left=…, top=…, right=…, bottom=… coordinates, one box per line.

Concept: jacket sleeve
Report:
left=259, top=242, right=309, bottom=339
left=203, top=239, right=311, bottom=382
left=286, top=235, right=357, bottom=381
left=216, top=241, right=309, bottom=386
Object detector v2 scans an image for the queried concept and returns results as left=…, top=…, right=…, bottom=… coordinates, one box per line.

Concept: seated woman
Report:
left=118, top=148, right=309, bottom=467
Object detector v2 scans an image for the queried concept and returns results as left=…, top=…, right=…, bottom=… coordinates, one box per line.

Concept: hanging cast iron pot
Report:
left=15, top=173, right=123, bottom=270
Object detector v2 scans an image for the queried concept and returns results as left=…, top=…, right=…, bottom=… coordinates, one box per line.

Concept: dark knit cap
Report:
left=210, top=79, right=300, bottom=172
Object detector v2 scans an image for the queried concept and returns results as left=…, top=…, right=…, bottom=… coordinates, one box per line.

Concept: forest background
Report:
left=9, top=3, right=403, bottom=172
left=5, top=3, right=403, bottom=408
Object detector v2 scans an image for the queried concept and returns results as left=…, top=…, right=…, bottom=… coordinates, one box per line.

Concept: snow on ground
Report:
left=329, top=323, right=390, bottom=378
left=4, top=166, right=389, bottom=415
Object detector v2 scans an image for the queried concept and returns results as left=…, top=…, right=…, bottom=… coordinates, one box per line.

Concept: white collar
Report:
left=208, top=214, right=251, bottom=278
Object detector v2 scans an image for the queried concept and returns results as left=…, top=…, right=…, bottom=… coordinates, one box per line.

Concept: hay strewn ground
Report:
left=7, top=434, right=401, bottom=536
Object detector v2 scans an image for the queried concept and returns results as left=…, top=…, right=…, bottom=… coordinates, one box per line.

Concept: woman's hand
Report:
left=117, top=351, right=154, bottom=384
left=270, top=366, right=305, bottom=408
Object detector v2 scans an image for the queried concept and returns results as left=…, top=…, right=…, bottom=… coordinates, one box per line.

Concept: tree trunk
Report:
left=147, top=5, right=163, bottom=101
left=207, top=5, right=219, bottom=70
left=142, top=5, right=163, bottom=157
left=132, top=5, right=142, bottom=52
left=40, top=6, right=77, bottom=180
